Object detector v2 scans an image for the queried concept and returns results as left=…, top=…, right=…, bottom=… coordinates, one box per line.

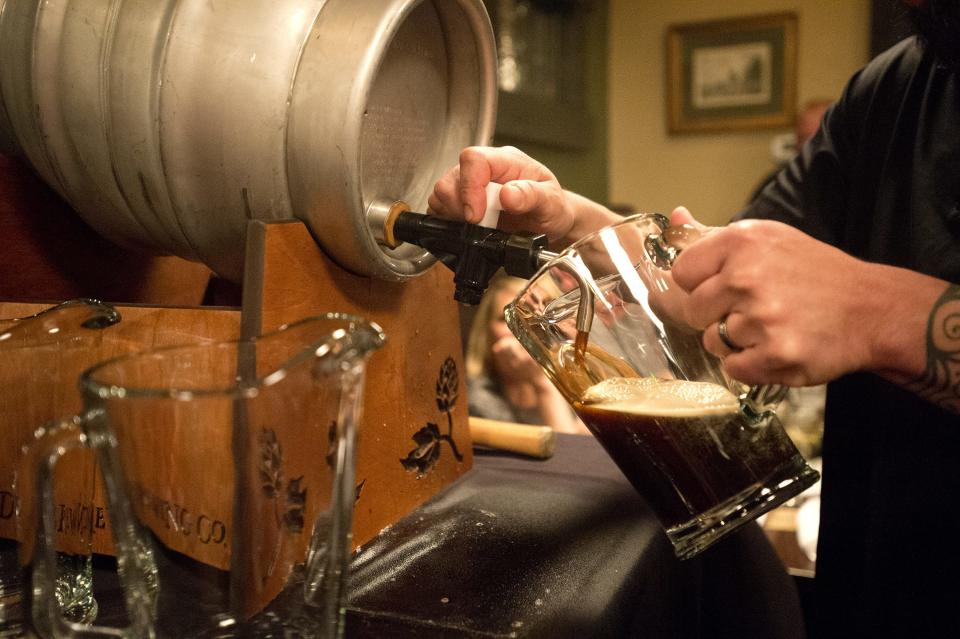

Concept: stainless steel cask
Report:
left=0, top=0, right=496, bottom=281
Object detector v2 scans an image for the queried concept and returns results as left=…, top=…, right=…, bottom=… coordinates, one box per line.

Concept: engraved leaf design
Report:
left=258, top=428, right=283, bottom=498
left=400, top=423, right=442, bottom=477
left=435, top=356, right=459, bottom=413
left=258, top=428, right=309, bottom=535
left=287, top=476, right=307, bottom=506
left=258, top=427, right=309, bottom=582
left=283, top=476, right=307, bottom=533
left=399, top=357, right=467, bottom=477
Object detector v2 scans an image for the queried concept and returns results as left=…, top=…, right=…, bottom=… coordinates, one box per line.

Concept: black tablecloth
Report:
left=344, top=434, right=805, bottom=639
left=81, top=434, right=803, bottom=637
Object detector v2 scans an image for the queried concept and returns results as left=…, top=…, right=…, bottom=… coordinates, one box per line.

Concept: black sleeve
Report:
left=735, top=100, right=854, bottom=247
left=735, top=37, right=924, bottom=252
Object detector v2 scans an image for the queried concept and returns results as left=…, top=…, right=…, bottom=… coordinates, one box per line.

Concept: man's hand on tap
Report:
left=427, top=146, right=621, bottom=249
left=669, top=207, right=944, bottom=390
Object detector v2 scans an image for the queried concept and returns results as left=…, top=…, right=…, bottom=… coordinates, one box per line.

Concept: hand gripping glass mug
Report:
left=505, top=214, right=820, bottom=559
left=19, top=314, right=385, bottom=638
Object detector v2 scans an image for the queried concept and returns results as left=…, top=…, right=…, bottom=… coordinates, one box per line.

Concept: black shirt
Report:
left=742, top=37, right=960, bottom=638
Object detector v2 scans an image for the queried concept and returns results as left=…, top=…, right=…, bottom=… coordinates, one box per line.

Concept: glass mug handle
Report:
left=20, top=412, right=154, bottom=638
left=0, top=299, right=121, bottom=337
left=301, top=320, right=385, bottom=637
left=644, top=217, right=788, bottom=418
left=302, top=362, right=363, bottom=637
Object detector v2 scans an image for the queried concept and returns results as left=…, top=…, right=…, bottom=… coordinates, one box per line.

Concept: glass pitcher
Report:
left=19, top=313, right=385, bottom=638
left=0, top=299, right=121, bottom=633
left=506, top=213, right=819, bottom=559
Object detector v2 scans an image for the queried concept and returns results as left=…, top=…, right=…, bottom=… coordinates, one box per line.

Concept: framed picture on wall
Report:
left=666, top=12, right=797, bottom=134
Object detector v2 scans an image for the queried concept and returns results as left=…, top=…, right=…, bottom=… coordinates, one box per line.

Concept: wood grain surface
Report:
left=244, top=220, right=473, bottom=551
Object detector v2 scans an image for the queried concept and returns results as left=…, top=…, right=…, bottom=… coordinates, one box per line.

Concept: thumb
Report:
left=669, top=206, right=695, bottom=226
left=499, top=180, right=550, bottom=214
left=669, top=206, right=710, bottom=231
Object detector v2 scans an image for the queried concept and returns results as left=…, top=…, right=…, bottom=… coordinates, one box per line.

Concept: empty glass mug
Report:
left=506, top=213, right=820, bottom=559
left=19, top=313, right=385, bottom=638
left=0, top=299, right=121, bottom=632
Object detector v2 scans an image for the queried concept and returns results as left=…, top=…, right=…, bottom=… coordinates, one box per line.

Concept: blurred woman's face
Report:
left=487, top=282, right=543, bottom=383
left=489, top=287, right=518, bottom=342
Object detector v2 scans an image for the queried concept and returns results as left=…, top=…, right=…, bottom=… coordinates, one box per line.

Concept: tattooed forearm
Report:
left=907, top=284, right=960, bottom=413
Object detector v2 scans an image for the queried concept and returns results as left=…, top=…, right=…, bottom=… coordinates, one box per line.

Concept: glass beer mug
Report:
left=506, top=214, right=820, bottom=559
left=19, top=313, right=385, bottom=638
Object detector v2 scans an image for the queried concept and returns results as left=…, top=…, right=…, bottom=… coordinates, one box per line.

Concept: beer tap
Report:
left=368, top=197, right=557, bottom=305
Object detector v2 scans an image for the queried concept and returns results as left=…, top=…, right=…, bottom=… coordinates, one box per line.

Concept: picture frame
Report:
left=666, top=12, right=797, bottom=134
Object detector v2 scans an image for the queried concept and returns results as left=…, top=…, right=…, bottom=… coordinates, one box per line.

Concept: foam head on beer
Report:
left=579, top=377, right=739, bottom=416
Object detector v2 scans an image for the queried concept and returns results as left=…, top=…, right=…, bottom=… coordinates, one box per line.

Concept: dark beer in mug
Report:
left=573, top=377, right=814, bottom=555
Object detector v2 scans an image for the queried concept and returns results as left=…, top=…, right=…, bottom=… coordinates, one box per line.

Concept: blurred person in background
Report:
left=465, top=274, right=587, bottom=434
left=430, top=2, right=960, bottom=636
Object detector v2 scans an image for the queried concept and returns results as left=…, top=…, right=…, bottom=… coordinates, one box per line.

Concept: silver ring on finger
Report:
left=717, top=316, right=744, bottom=353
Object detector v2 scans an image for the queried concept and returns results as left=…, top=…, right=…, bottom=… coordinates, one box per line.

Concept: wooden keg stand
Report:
left=239, top=218, right=474, bottom=548
left=0, top=154, right=471, bottom=561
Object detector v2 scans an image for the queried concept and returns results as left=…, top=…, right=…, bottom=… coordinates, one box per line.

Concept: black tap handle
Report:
left=390, top=211, right=548, bottom=304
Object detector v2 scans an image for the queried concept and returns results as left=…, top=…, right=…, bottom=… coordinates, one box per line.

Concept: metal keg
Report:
left=0, top=0, right=497, bottom=281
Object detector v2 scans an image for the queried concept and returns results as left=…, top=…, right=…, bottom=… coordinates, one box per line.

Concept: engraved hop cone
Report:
left=435, top=356, right=459, bottom=413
